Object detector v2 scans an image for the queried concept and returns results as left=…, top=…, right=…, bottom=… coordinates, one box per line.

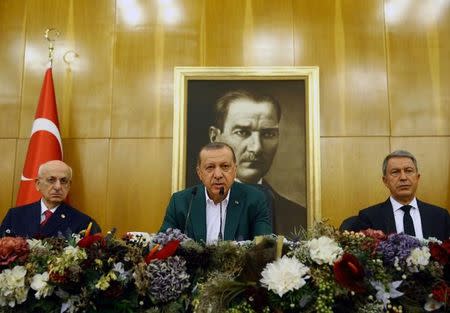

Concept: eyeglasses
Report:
left=388, top=168, right=417, bottom=177
left=40, top=177, right=71, bottom=187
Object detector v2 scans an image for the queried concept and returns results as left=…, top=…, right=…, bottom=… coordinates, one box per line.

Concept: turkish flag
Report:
left=16, top=68, right=63, bottom=206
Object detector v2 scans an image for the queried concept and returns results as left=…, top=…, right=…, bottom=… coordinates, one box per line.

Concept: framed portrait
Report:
left=172, top=67, right=321, bottom=233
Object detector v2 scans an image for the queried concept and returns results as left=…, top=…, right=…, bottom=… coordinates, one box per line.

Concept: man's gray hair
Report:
left=197, top=142, right=236, bottom=167
left=382, top=150, right=418, bottom=176
left=37, top=160, right=73, bottom=180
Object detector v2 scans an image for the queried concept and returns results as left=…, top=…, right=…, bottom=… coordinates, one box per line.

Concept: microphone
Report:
left=184, top=186, right=198, bottom=235
left=218, top=187, right=224, bottom=240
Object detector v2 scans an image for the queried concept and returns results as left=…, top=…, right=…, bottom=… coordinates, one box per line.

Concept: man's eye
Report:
left=261, top=130, right=279, bottom=138
left=234, top=129, right=250, bottom=137
left=221, top=164, right=230, bottom=171
left=46, top=178, right=56, bottom=184
left=405, top=168, right=415, bottom=175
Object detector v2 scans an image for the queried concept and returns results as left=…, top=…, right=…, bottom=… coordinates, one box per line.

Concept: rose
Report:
left=431, top=282, right=450, bottom=304
left=0, top=237, right=29, bottom=266
left=429, top=242, right=449, bottom=265
left=334, top=253, right=366, bottom=293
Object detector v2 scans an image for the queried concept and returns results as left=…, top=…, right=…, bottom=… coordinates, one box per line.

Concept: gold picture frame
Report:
left=172, top=67, right=321, bottom=230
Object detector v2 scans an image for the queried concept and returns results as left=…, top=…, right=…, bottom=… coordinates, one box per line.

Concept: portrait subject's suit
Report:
left=355, top=198, right=450, bottom=241
left=258, top=181, right=307, bottom=236
left=160, top=182, right=272, bottom=242
left=0, top=201, right=101, bottom=238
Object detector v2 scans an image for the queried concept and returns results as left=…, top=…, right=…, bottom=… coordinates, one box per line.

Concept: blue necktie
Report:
left=400, top=205, right=415, bottom=236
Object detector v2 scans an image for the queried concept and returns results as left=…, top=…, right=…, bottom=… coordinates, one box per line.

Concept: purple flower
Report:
left=377, top=233, right=421, bottom=266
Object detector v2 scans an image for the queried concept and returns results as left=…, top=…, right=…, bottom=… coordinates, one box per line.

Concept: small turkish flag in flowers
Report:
left=334, top=252, right=366, bottom=293
left=145, top=240, right=180, bottom=264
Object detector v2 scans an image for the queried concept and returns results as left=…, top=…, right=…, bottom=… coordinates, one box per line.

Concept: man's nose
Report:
left=247, top=132, right=263, bottom=153
left=213, top=167, right=223, bottom=178
left=399, top=170, right=408, bottom=180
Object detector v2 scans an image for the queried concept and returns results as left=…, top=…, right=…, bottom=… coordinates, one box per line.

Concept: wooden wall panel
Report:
left=63, top=139, right=110, bottom=230
left=391, top=137, right=450, bottom=210
left=293, top=0, right=389, bottom=137
left=0, top=0, right=25, bottom=138
left=0, top=0, right=448, bottom=234
left=107, top=139, right=172, bottom=235
left=321, top=137, right=390, bottom=227
left=0, top=140, right=17, bottom=220
left=112, top=1, right=203, bottom=138
left=202, top=0, right=294, bottom=66
left=386, top=0, right=450, bottom=136
left=58, top=0, right=115, bottom=138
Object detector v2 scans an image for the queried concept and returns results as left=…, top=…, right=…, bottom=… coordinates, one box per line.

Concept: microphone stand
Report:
left=218, top=187, right=224, bottom=240
left=184, top=187, right=197, bottom=235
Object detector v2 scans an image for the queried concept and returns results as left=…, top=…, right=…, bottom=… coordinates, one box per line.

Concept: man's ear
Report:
left=209, top=126, right=221, bottom=142
left=35, top=179, right=40, bottom=191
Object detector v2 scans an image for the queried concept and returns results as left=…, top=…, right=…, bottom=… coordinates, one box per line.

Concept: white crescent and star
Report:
left=21, top=117, right=63, bottom=182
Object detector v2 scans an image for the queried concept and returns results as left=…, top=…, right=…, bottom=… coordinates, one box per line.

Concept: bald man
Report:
left=0, top=160, right=101, bottom=238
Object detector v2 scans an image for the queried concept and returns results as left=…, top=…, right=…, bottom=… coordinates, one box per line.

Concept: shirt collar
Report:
left=40, top=199, right=59, bottom=214
left=390, top=196, right=418, bottom=212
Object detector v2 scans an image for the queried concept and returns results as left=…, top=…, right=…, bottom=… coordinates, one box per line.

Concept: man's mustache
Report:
left=240, top=152, right=264, bottom=162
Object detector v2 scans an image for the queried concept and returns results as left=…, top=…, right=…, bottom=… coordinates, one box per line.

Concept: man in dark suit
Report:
left=160, top=142, right=272, bottom=242
left=0, top=160, right=100, bottom=238
left=354, top=150, right=450, bottom=241
left=208, top=90, right=306, bottom=235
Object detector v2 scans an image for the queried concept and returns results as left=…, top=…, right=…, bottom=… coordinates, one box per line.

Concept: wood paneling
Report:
left=0, top=0, right=25, bottom=138
left=0, top=140, right=17, bottom=220
left=293, top=0, right=389, bottom=137
left=0, top=0, right=448, bottom=234
left=107, top=139, right=172, bottom=235
left=63, top=139, right=110, bottom=230
left=321, top=137, right=390, bottom=227
left=391, top=137, right=450, bottom=209
left=386, top=0, right=450, bottom=136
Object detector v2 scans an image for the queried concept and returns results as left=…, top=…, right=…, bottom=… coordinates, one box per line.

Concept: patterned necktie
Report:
left=400, top=205, right=415, bottom=236
left=41, top=210, right=53, bottom=227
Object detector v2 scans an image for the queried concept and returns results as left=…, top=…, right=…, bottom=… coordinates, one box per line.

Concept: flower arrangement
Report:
left=0, top=223, right=449, bottom=313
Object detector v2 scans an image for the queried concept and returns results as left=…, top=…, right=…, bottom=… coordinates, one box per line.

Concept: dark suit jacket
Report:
left=355, top=198, right=450, bottom=241
left=257, top=181, right=307, bottom=236
left=159, top=182, right=272, bottom=242
left=0, top=201, right=101, bottom=238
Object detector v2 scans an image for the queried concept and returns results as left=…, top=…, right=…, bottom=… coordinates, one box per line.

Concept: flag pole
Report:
left=16, top=28, right=63, bottom=206
left=44, top=28, right=60, bottom=68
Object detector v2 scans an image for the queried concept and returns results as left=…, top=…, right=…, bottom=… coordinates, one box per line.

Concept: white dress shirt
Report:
left=204, top=187, right=230, bottom=244
left=390, top=196, right=423, bottom=239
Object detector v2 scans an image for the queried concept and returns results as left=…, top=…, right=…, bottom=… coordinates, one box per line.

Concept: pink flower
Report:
left=0, top=236, right=29, bottom=266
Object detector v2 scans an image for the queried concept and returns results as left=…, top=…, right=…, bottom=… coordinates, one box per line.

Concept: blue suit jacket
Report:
left=355, top=198, right=450, bottom=241
left=160, top=182, right=272, bottom=242
left=0, top=201, right=101, bottom=238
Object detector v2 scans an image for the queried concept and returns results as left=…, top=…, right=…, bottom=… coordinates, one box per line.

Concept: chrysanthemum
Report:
left=260, top=255, right=310, bottom=297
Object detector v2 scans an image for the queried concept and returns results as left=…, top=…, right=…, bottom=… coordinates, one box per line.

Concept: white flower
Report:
left=26, top=238, right=48, bottom=250
left=113, top=262, right=131, bottom=282
left=307, top=236, right=343, bottom=265
left=406, top=246, right=430, bottom=272
left=30, top=272, right=54, bottom=299
left=370, top=280, right=404, bottom=308
left=126, top=232, right=153, bottom=245
left=424, top=295, right=444, bottom=311
left=0, top=265, right=29, bottom=307
left=260, top=256, right=310, bottom=297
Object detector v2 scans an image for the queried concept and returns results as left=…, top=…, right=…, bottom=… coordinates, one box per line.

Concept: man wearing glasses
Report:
left=0, top=160, right=100, bottom=238
left=354, top=150, right=450, bottom=240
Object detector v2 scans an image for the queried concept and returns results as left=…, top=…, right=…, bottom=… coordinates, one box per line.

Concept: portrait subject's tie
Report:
left=400, top=205, right=415, bottom=236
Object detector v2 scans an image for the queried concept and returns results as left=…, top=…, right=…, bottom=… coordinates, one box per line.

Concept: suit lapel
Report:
left=41, top=203, right=69, bottom=237
left=224, top=184, right=244, bottom=241
left=28, top=202, right=42, bottom=237
left=417, top=199, right=431, bottom=238
left=382, top=199, right=397, bottom=234
left=190, top=187, right=207, bottom=242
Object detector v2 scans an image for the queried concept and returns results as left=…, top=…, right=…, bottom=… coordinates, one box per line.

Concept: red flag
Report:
left=16, top=68, right=63, bottom=206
